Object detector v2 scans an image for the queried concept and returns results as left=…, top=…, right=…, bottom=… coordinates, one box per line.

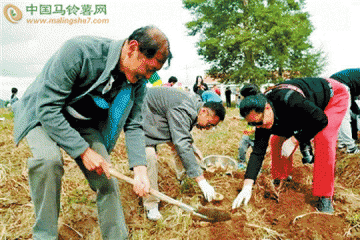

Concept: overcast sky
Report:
left=1, top=0, right=359, bottom=100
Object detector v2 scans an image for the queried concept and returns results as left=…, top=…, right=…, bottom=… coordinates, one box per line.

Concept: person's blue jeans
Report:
left=238, top=135, right=254, bottom=162
left=338, top=92, right=357, bottom=150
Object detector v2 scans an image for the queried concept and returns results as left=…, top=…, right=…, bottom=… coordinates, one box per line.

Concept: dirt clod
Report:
left=196, top=207, right=232, bottom=222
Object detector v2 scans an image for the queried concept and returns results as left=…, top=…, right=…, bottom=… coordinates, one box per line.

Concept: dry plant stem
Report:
left=268, top=178, right=283, bottom=202
left=351, top=174, right=360, bottom=188
left=1, top=225, right=5, bottom=240
left=246, top=223, right=283, bottom=237
left=344, top=223, right=360, bottom=237
left=292, top=212, right=334, bottom=224
left=63, top=223, right=84, bottom=238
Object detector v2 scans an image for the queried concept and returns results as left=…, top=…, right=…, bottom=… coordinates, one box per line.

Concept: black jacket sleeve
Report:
left=244, top=128, right=271, bottom=181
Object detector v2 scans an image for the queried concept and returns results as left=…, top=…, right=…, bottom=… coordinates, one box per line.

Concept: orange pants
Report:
left=270, top=79, right=349, bottom=197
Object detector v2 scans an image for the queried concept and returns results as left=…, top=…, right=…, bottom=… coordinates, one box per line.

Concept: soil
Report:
left=3, top=109, right=359, bottom=239
left=57, top=148, right=360, bottom=239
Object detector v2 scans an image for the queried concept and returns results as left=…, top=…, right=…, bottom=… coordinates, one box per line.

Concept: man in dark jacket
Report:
left=225, top=87, right=232, bottom=108
left=330, top=68, right=360, bottom=154
left=141, top=87, right=225, bottom=220
left=232, top=77, right=350, bottom=213
left=12, top=26, right=171, bottom=239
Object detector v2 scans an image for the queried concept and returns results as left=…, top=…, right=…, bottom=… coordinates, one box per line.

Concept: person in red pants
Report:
left=231, top=77, right=350, bottom=213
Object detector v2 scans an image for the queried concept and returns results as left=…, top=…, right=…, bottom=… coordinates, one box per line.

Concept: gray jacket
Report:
left=141, top=87, right=203, bottom=177
left=13, top=36, right=147, bottom=168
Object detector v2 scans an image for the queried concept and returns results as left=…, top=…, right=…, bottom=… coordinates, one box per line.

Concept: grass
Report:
left=179, top=177, right=197, bottom=195
left=1, top=106, right=360, bottom=239
left=0, top=106, right=243, bottom=239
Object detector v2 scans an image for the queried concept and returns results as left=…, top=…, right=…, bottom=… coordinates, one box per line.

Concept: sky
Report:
left=1, top=0, right=359, bottom=100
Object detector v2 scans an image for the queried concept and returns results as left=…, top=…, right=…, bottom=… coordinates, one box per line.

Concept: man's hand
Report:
left=232, top=179, right=254, bottom=209
left=281, top=137, right=299, bottom=158
left=198, top=179, right=215, bottom=201
left=81, top=147, right=111, bottom=179
left=196, top=175, right=215, bottom=201
left=133, top=166, right=150, bottom=197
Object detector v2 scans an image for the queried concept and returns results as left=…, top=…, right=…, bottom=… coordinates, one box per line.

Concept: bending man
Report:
left=141, top=87, right=226, bottom=220
left=12, top=26, right=171, bottom=239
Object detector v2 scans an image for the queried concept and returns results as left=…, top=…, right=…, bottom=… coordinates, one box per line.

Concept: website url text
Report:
left=26, top=17, right=109, bottom=25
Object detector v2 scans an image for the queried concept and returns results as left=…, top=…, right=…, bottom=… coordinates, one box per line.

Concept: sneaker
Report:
left=347, top=146, right=360, bottom=154
left=317, top=197, right=334, bottom=213
left=146, top=207, right=162, bottom=221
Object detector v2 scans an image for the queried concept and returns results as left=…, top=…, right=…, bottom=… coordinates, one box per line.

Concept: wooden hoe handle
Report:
left=109, top=168, right=198, bottom=213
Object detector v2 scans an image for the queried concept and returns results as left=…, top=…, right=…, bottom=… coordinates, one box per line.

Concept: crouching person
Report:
left=141, top=87, right=226, bottom=220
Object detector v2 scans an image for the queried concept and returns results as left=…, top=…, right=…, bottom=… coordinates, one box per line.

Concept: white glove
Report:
left=232, top=184, right=252, bottom=209
left=198, top=179, right=215, bottom=202
left=281, top=137, right=298, bottom=158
